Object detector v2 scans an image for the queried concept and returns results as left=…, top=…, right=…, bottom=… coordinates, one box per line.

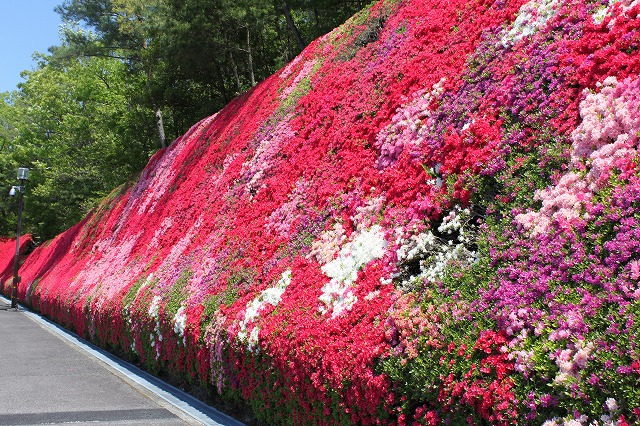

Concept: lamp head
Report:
left=17, top=168, right=29, bottom=181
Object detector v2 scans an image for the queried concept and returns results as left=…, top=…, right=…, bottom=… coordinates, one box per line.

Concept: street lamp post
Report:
left=10, top=167, right=29, bottom=309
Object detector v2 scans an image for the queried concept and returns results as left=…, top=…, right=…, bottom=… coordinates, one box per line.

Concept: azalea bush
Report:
left=2, top=0, right=640, bottom=424
left=0, top=236, right=32, bottom=287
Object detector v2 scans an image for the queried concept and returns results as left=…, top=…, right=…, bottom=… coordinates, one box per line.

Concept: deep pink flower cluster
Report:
left=2, top=0, right=640, bottom=424
left=0, top=236, right=32, bottom=289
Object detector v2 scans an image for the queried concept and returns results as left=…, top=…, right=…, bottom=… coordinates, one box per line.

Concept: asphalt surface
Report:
left=0, top=297, right=245, bottom=426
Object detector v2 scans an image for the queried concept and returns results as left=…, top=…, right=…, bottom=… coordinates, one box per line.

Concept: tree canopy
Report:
left=0, top=0, right=368, bottom=241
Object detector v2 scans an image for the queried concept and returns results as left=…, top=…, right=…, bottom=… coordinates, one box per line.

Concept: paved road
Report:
left=0, top=297, right=245, bottom=426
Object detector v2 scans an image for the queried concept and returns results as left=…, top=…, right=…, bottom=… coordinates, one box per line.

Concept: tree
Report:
left=53, top=0, right=370, bottom=139
left=2, top=54, right=153, bottom=240
left=0, top=0, right=373, bottom=241
left=56, top=0, right=170, bottom=148
left=0, top=89, right=32, bottom=237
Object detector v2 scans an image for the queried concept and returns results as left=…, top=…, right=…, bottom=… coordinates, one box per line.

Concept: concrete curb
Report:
left=0, top=296, right=245, bottom=426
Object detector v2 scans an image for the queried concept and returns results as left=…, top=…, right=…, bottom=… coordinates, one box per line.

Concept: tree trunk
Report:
left=229, top=49, right=242, bottom=93
left=246, top=26, right=256, bottom=87
left=155, top=107, right=167, bottom=148
left=143, top=39, right=167, bottom=149
left=147, top=69, right=167, bottom=148
left=213, top=60, right=231, bottom=104
left=274, top=16, right=291, bottom=63
left=314, top=6, right=321, bottom=34
left=281, top=0, right=306, bottom=52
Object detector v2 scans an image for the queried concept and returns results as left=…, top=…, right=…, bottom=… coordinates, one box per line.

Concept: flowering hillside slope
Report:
left=0, top=236, right=32, bottom=285
left=3, top=0, right=640, bottom=424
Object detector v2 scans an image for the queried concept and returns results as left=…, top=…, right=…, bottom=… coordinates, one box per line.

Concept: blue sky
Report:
left=0, top=1, right=62, bottom=93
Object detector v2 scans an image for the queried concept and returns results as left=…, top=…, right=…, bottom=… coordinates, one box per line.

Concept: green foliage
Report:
left=56, top=0, right=370, bottom=138
left=205, top=286, right=240, bottom=315
left=166, top=267, right=192, bottom=316
left=0, top=55, right=154, bottom=241
left=0, top=1, right=368, bottom=242
left=0, top=91, right=27, bottom=236
left=201, top=283, right=241, bottom=337
left=124, top=275, right=148, bottom=309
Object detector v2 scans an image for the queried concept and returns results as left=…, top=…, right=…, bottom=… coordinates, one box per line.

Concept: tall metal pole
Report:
left=11, top=174, right=27, bottom=309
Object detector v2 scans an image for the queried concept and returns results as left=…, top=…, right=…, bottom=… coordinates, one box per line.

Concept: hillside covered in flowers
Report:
left=2, top=0, right=640, bottom=424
